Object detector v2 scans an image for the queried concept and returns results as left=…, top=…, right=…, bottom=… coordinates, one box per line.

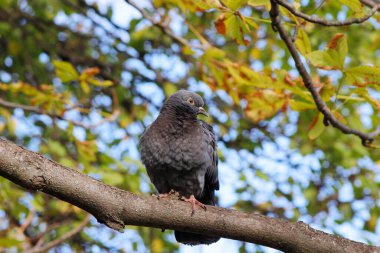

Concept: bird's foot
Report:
left=156, top=189, right=178, bottom=200
left=180, top=195, right=207, bottom=216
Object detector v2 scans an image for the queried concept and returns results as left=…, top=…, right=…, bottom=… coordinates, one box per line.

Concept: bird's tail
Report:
left=174, top=194, right=220, bottom=246
left=174, top=231, right=220, bottom=246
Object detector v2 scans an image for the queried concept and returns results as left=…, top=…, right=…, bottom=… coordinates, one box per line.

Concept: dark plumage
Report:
left=139, top=90, right=220, bottom=246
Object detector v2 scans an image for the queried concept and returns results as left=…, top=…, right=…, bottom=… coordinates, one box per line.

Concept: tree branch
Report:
left=23, top=215, right=91, bottom=253
left=0, top=97, right=119, bottom=130
left=0, top=138, right=378, bottom=252
left=275, top=0, right=380, bottom=26
left=269, top=0, right=380, bottom=146
left=123, top=0, right=206, bottom=50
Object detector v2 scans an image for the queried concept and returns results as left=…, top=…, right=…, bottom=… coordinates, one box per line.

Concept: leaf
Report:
left=163, top=82, right=177, bottom=96
left=224, top=13, right=250, bottom=45
left=306, top=50, right=341, bottom=70
left=344, top=66, right=380, bottom=87
left=101, top=171, right=124, bottom=185
left=80, top=80, right=90, bottom=94
left=88, top=78, right=114, bottom=87
left=326, top=33, right=347, bottom=69
left=214, top=13, right=227, bottom=34
left=245, top=90, right=288, bottom=122
left=247, top=0, right=270, bottom=7
left=48, top=140, right=67, bottom=157
left=306, top=34, right=347, bottom=70
left=354, top=88, right=380, bottom=112
left=223, top=0, right=248, bottom=10
left=295, top=28, right=311, bottom=56
left=289, top=99, right=316, bottom=111
left=53, top=60, right=79, bottom=82
left=337, top=0, right=363, bottom=12
left=194, top=0, right=223, bottom=10
left=203, top=47, right=226, bottom=59
left=308, top=113, right=325, bottom=140
left=244, top=18, right=258, bottom=29
left=0, top=238, right=21, bottom=247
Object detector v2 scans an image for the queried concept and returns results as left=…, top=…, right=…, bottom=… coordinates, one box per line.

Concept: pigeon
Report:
left=139, top=90, right=220, bottom=246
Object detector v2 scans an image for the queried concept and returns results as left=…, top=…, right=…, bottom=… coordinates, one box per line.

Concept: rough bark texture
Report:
left=0, top=138, right=379, bottom=253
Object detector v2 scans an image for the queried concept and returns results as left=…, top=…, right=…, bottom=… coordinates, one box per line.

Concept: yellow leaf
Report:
left=80, top=80, right=90, bottom=94
left=53, top=60, right=79, bottom=82
left=295, top=28, right=311, bottom=56
left=344, top=66, right=380, bottom=87
left=245, top=90, right=287, bottom=122
left=308, top=113, right=325, bottom=140
left=88, top=78, right=114, bottom=87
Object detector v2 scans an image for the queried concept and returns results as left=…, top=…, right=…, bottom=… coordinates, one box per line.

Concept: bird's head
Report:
left=161, top=90, right=208, bottom=118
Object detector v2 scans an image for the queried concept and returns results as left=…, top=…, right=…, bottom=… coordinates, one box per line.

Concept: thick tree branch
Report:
left=275, top=0, right=380, bottom=26
left=269, top=1, right=380, bottom=146
left=0, top=138, right=378, bottom=253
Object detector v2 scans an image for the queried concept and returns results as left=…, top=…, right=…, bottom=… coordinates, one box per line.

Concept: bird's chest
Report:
left=151, top=126, right=204, bottom=171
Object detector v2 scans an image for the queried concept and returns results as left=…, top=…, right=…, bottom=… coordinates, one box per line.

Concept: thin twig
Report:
left=23, top=215, right=91, bottom=253
left=360, top=0, right=380, bottom=8
left=0, top=98, right=118, bottom=129
left=123, top=0, right=205, bottom=50
left=275, top=0, right=380, bottom=26
left=269, top=0, right=380, bottom=146
left=18, top=208, right=35, bottom=234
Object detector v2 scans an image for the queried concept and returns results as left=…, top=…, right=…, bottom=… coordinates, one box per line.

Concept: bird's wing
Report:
left=200, top=120, right=219, bottom=204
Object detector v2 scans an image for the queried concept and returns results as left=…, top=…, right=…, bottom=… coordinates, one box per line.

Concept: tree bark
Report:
left=0, top=138, right=378, bottom=253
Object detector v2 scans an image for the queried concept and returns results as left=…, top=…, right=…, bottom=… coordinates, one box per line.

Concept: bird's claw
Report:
left=181, top=195, right=207, bottom=216
left=156, top=189, right=178, bottom=200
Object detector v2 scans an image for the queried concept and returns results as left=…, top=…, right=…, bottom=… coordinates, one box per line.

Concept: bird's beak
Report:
left=197, top=107, right=208, bottom=117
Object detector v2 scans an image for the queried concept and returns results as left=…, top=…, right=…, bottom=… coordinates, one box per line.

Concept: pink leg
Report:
left=181, top=195, right=207, bottom=216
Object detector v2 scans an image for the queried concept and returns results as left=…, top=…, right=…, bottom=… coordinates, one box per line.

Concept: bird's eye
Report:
left=187, top=98, right=194, bottom=105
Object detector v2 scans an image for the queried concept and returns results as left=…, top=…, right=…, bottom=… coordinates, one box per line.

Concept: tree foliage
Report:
left=0, top=0, right=380, bottom=252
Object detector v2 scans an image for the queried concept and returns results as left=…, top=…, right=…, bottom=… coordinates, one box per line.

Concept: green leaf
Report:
left=308, top=113, right=325, bottom=140
left=224, top=13, right=250, bottom=45
left=244, top=18, right=258, bottom=29
left=203, top=47, right=226, bottom=59
left=53, top=60, right=79, bottom=82
left=48, top=140, right=67, bottom=157
left=247, top=0, right=270, bottom=7
left=223, top=0, right=248, bottom=10
left=327, top=34, right=347, bottom=69
left=88, top=78, right=114, bottom=87
left=306, top=50, right=340, bottom=70
left=307, top=34, right=347, bottom=70
left=344, top=66, right=380, bottom=86
left=101, top=171, right=124, bottom=185
left=295, top=28, right=311, bottom=56
left=289, top=99, right=316, bottom=111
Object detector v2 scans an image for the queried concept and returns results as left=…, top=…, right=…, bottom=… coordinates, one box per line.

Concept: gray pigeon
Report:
left=139, top=90, right=220, bottom=245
